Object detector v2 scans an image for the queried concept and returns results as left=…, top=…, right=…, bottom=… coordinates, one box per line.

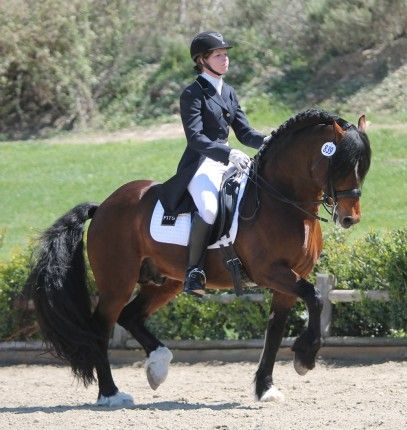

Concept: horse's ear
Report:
left=333, top=121, right=345, bottom=143
left=358, top=114, right=367, bottom=132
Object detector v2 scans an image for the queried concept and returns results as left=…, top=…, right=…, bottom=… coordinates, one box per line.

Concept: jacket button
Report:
left=225, top=112, right=230, bottom=117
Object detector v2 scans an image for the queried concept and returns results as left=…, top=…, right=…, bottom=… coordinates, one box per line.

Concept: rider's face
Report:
left=203, top=48, right=229, bottom=76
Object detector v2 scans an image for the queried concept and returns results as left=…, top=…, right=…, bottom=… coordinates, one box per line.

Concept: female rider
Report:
left=160, top=31, right=269, bottom=296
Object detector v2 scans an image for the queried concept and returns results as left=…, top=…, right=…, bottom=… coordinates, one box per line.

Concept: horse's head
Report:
left=320, top=115, right=371, bottom=228
left=256, top=109, right=371, bottom=228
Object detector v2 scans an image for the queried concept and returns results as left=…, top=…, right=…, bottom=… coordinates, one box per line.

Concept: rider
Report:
left=162, top=31, right=269, bottom=296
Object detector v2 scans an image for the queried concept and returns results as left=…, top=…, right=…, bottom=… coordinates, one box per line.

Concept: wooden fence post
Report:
left=317, top=273, right=335, bottom=338
left=110, top=325, right=128, bottom=348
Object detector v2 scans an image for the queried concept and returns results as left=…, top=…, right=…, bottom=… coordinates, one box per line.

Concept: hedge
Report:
left=0, top=229, right=405, bottom=341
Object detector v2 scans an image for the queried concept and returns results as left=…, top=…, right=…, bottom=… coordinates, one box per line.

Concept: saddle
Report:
left=158, top=168, right=245, bottom=295
left=160, top=168, right=242, bottom=245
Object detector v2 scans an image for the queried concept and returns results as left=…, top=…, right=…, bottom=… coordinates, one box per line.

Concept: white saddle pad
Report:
left=150, top=174, right=248, bottom=249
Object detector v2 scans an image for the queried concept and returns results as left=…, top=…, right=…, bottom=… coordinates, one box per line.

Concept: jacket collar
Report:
left=196, top=75, right=229, bottom=111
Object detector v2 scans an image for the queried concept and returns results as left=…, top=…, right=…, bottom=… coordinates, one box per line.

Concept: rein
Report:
left=239, top=153, right=362, bottom=223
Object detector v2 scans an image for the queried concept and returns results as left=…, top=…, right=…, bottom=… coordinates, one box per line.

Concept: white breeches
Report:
left=188, top=157, right=233, bottom=225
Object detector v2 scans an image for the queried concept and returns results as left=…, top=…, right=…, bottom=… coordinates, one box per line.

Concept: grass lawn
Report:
left=0, top=137, right=184, bottom=260
left=0, top=126, right=406, bottom=261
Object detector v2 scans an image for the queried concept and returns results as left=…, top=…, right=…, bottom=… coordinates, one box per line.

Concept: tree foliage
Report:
left=0, top=0, right=406, bottom=138
left=0, top=0, right=94, bottom=137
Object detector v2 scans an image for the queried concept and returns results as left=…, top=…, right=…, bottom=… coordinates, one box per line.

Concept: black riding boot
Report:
left=183, top=213, right=213, bottom=297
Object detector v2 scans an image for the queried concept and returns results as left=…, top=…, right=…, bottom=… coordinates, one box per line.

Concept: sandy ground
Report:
left=0, top=360, right=406, bottom=430
left=47, top=122, right=185, bottom=145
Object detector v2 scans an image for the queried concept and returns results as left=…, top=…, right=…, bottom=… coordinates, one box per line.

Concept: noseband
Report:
left=240, top=151, right=362, bottom=223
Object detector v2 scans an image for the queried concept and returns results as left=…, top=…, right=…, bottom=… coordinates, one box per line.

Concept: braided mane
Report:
left=259, top=108, right=371, bottom=183
left=264, top=108, right=350, bottom=149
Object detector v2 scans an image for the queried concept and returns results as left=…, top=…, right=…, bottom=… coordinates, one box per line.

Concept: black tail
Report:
left=28, top=203, right=100, bottom=386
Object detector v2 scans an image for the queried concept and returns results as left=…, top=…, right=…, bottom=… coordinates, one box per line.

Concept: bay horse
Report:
left=28, top=109, right=371, bottom=406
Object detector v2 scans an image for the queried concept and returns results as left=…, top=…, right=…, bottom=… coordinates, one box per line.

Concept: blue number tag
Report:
left=321, top=142, right=336, bottom=157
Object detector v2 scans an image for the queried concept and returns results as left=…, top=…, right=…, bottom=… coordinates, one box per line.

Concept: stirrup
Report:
left=183, top=267, right=206, bottom=297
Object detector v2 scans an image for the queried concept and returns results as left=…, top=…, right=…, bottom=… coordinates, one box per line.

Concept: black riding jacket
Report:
left=158, top=75, right=265, bottom=213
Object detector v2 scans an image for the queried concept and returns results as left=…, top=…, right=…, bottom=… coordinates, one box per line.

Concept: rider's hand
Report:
left=229, top=149, right=250, bottom=172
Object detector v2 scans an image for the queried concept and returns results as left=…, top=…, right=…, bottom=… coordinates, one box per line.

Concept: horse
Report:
left=28, top=109, right=371, bottom=406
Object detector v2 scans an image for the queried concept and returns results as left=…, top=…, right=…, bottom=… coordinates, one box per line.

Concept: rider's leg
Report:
left=184, top=159, right=226, bottom=296
left=183, top=212, right=213, bottom=296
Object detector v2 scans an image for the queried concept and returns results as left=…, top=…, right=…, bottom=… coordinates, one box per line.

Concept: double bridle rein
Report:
left=240, top=150, right=362, bottom=223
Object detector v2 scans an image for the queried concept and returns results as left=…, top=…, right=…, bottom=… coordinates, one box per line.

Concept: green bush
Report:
left=0, top=252, right=34, bottom=340
left=148, top=228, right=407, bottom=339
left=0, top=0, right=95, bottom=138
left=0, top=0, right=168, bottom=137
left=0, top=229, right=405, bottom=341
left=305, top=0, right=407, bottom=60
left=146, top=292, right=307, bottom=341
left=1, top=0, right=406, bottom=137
left=129, top=38, right=193, bottom=122
left=315, top=229, right=407, bottom=336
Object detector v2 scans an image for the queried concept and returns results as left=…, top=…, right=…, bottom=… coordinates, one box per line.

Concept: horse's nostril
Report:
left=342, top=216, right=356, bottom=228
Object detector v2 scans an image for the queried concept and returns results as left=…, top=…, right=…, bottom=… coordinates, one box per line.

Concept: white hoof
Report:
left=145, top=346, right=173, bottom=390
left=96, top=391, right=134, bottom=407
left=294, top=358, right=309, bottom=376
left=259, top=385, right=285, bottom=402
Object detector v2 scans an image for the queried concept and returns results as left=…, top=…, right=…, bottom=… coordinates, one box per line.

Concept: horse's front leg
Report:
left=291, top=278, right=323, bottom=376
left=255, top=291, right=297, bottom=402
left=253, top=266, right=323, bottom=400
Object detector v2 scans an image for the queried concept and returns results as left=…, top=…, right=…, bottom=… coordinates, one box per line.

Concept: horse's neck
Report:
left=263, top=123, right=336, bottom=199
left=260, top=142, right=323, bottom=203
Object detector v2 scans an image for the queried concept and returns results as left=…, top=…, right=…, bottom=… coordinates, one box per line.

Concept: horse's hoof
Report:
left=145, top=346, right=173, bottom=390
left=258, top=385, right=285, bottom=402
left=96, top=391, right=134, bottom=408
left=294, top=357, right=309, bottom=376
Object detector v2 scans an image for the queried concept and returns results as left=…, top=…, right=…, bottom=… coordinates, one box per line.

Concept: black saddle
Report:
left=159, top=168, right=242, bottom=245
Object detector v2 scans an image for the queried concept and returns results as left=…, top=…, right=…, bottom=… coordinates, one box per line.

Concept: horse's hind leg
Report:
left=88, top=254, right=140, bottom=406
left=255, top=291, right=297, bottom=402
left=117, top=277, right=182, bottom=390
left=92, top=295, right=135, bottom=407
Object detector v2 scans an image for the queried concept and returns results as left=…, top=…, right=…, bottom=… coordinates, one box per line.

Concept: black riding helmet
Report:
left=190, top=31, right=233, bottom=61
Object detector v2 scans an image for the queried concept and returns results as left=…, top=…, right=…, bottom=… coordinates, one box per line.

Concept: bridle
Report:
left=323, top=156, right=362, bottom=222
left=239, top=147, right=362, bottom=223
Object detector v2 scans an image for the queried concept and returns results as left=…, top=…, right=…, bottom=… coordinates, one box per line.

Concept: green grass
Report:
left=320, top=127, right=407, bottom=240
left=0, top=126, right=406, bottom=261
left=357, top=128, right=407, bottom=228
left=0, top=138, right=184, bottom=260
left=243, top=95, right=295, bottom=132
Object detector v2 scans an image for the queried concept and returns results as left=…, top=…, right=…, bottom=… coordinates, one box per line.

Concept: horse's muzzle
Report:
left=340, top=215, right=360, bottom=229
